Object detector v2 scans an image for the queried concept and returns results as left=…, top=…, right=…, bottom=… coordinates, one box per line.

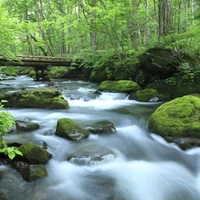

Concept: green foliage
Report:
left=165, top=62, right=200, bottom=86
left=0, top=100, right=23, bottom=160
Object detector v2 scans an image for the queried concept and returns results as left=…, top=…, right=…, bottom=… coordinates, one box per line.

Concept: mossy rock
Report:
left=16, top=120, right=40, bottom=132
left=21, top=165, right=48, bottom=182
left=135, top=88, right=163, bottom=102
left=0, top=88, right=69, bottom=109
left=87, top=120, right=117, bottom=134
left=138, top=47, right=179, bottom=77
left=148, top=95, right=200, bottom=137
left=113, top=66, right=133, bottom=81
left=0, top=192, right=7, bottom=200
left=146, top=80, right=172, bottom=100
left=55, top=118, right=89, bottom=141
left=166, top=137, right=200, bottom=150
left=89, top=65, right=108, bottom=83
left=170, top=82, right=200, bottom=99
left=99, top=80, right=141, bottom=93
left=18, top=142, right=52, bottom=164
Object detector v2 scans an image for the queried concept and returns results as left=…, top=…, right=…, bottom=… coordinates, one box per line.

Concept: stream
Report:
left=0, top=76, right=200, bottom=200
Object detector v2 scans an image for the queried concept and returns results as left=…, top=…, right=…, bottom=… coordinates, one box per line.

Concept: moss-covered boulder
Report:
left=89, top=65, right=109, bottom=83
left=55, top=118, right=89, bottom=141
left=16, top=120, right=40, bottom=132
left=21, top=164, right=48, bottom=182
left=18, top=142, right=52, bottom=164
left=146, top=80, right=172, bottom=100
left=0, top=88, right=69, bottom=109
left=170, top=82, right=200, bottom=99
left=133, top=88, right=162, bottom=102
left=136, top=47, right=180, bottom=85
left=148, top=95, right=200, bottom=138
left=99, top=80, right=141, bottom=93
left=87, top=120, right=117, bottom=134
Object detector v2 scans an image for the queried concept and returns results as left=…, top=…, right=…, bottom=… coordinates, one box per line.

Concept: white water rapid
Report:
left=0, top=76, right=200, bottom=200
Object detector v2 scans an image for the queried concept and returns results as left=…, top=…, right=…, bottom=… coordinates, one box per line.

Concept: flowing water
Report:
left=0, top=76, right=200, bottom=200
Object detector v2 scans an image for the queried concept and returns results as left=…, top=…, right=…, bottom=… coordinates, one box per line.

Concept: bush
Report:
left=0, top=100, right=23, bottom=159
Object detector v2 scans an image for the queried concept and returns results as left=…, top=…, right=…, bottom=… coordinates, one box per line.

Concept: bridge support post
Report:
left=34, top=67, right=50, bottom=81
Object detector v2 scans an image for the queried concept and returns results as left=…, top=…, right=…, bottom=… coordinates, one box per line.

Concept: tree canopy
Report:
left=0, top=0, right=199, bottom=60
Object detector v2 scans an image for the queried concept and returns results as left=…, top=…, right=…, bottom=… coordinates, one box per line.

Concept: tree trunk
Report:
left=158, top=0, right=172, bottom=37
left=144, top=0, right=149, bottom=45
left=33, top=0, right=53, bottom=56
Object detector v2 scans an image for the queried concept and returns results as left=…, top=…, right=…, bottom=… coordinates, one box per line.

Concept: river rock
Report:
left=0, top=88, right=69, bottom=109
left=87, top=120, right=117, bottom=134
left=55, top=118, right=89, bottom=141
left=99, top=80, right=141, bottom=93
left=166, top=137, right=200, bottom=150
left=136, top=47, right=180, bottom=86
left=16, top=120, right=40, bottom=132
left=129, top=88, right=162, bottom=102
left=68, top=143, right=115, bottom=166
left=89, top=64, right=110, bottom=83
left=148, top=95, right=200, bottom=138
left=0, top=192, right=7, bottom=200
left=69, top=154, right=115, bottom=166
left=21, top=164, right=48, bottom=182
left=18, top=142, right=52, bottom=164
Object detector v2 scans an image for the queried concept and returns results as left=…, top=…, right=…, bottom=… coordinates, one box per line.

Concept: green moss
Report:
left=99, top=80, right=141, bottom=93
left=18, top=142, right=51, bottom=164
left=148, top=95, right=200, bottom=137
left=51, top=95, right=69, bottom=109
left=55, top=118, right=89, bottom=141
left=89, top=65, right=108, bottom=82
left=146, top=81, right=172, bottom=97
left=28, top=165, right=48, bottom=181
left=0, top=88, right=69, bottom=109
left=136, top=88, right=162, bottom=102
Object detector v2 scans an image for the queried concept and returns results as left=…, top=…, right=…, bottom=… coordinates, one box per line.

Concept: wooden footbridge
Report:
left=0, top=55, right=83, bottom=81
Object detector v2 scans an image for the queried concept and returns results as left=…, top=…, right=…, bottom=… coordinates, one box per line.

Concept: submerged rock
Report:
left=166, top=137, right=200, bottom=150
left=0, top=88, right=69, bottom=109
left=55, top=118, right=89, bottom=141
left=69, top=154, right=115, bottom=166
left=148, top=95, right=200, bottom=138
left=18, top=142, right=52, bottom=164
left=68, top=143, right=115, bottom=166
left=87, top=120, right=117, bottom=134
left=0, top=192, right=7, bottom=200
left=16, top=120, right=40, bottom=132
left=99, top=80, right=141, bottom=93
left=13, top=161, right=48, bottom=182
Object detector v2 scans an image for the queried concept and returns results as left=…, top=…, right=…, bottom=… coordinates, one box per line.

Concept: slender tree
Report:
left=158, top=0, right=172, bottom=37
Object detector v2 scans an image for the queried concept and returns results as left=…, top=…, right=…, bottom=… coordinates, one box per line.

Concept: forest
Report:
left=0, top=0, right=199, bottom=62
left=1, top=1, right=200, bottom=199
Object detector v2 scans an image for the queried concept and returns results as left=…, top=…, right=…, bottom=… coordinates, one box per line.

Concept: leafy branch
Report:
left=0, top=100, right=23, bottom=160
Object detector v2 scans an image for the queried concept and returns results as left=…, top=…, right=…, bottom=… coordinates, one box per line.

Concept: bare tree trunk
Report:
left=185, top=2, right=189, bottom=32
left=144, top=0, right=149, bottom=45
left=88, top=0, right=97, bottom=52
left=34, top=0, right=53, bottom=56
left=127, top=1, right=142, bottom=50
left=158, top=0, right=172, bottom=37
left=177, top=0, right=181, bottom=33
